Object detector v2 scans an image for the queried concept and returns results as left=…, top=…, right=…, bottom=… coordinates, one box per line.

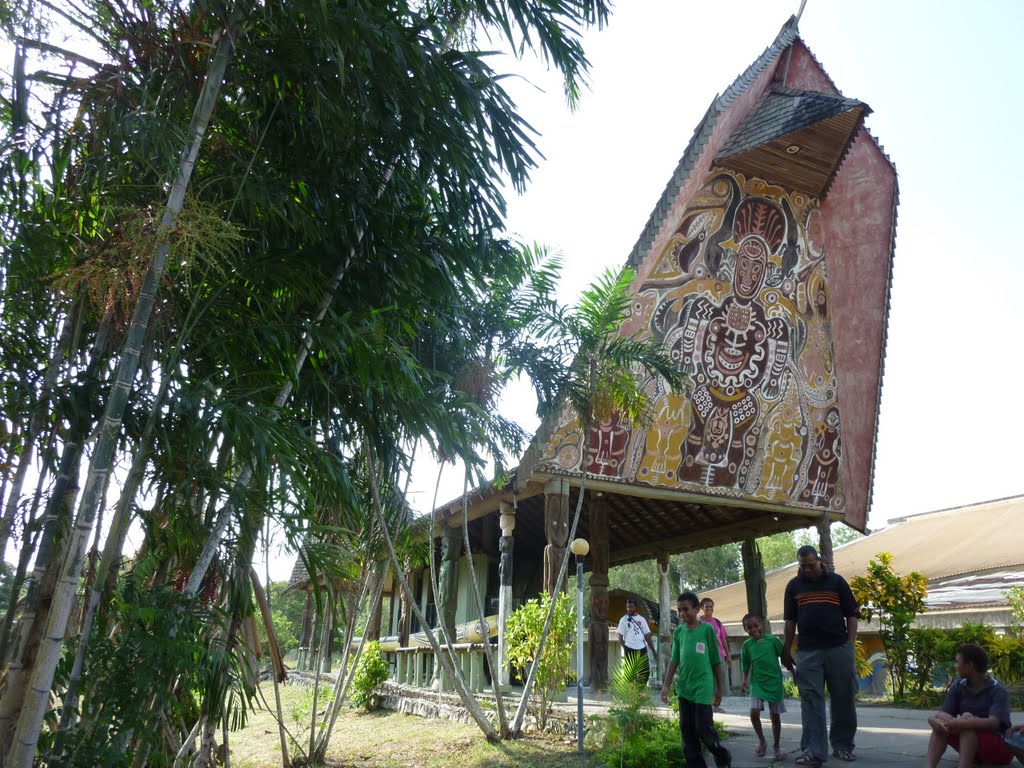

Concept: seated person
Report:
left=1005, top=723, right=1024, bottom=763
left=924, top=643, right=1013, bottom=768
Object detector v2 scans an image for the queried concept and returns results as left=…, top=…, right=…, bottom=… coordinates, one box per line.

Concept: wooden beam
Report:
left=610, top=511, right=828, bottom=566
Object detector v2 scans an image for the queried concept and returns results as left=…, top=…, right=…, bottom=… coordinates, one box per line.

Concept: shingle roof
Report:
left=284, top=556, right=310, bottom=594
left=717, top=86, right=868, bottom=159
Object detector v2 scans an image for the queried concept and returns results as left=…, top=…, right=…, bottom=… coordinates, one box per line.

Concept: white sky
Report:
left=6, top=2, right=1023, bottom=582
left=389, top=0, right=1024, bottom=576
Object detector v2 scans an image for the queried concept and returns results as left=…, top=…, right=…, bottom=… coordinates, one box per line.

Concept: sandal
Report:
left=794, top=755, right=821, bottom=767
left=832, top=749, right=857, bottom=762
left=754, top=741, right=767, bottom=757
left=774, top=748, right=787, bottom=761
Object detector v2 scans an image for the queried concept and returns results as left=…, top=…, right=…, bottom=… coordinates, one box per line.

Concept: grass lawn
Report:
left=229, top=684, right=597, bottom=768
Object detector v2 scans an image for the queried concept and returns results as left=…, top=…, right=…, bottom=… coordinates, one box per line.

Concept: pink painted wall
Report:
left=785, top=42, right=897, bottom=530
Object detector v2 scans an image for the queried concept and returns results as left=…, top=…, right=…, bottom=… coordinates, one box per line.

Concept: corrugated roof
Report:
left=926, top=570, right=1024, bottom=612
left=703, top=495, right=1024, bottom=623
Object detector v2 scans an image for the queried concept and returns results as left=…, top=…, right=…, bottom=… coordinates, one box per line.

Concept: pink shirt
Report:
left=700, top=616, right=730, bottom=661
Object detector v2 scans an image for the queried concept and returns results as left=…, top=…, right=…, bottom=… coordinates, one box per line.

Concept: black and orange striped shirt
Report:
left=783, top=570, right=859, bottom=650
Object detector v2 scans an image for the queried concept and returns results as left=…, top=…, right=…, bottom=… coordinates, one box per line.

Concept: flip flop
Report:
left=754, top=741, right=767, bottom=757
left=774, top=748, right=788, bottom=761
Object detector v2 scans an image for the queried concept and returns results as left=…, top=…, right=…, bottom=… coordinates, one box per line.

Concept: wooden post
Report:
left=497, top=502, right=515, bottom=687
left=398, top=568, right=415, bottom=647
left=298, top=591, right=314, bottom=671
left=364, top=570, right=383, bottom=645
left=816, top=515, right=835, bottom=573
left=742, top=538, right=769, bottom=633
left=543, top=479, right=570, bottom=594
left=588, top=494, right=610, bottom=690
left=657, top=554, right=672, bottom=686
left=438, top=521, right=463, bottom=645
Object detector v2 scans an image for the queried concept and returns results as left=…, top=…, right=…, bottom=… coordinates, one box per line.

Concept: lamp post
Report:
left=570, top=537, right=590, bottom=754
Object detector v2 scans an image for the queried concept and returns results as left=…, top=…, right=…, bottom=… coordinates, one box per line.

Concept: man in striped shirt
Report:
left=782, top=545, right=860, bottom=767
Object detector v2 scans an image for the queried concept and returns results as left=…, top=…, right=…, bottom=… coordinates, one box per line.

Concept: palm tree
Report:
left=2, top=0, right=617, bottom=760
left=511, top=266, right=685, bottom=734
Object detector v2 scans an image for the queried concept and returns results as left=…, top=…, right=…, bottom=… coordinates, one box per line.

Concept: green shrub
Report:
left=990, top=634, right=1024, bottom=686
left=604, top=653, right=659, bottom=751
left=1007, top=586, right=1024, bottom=637
left=901, top=687, right=945, bottom=709
left=949, top=622, right=997, bottom=649
left=598, top=718, right=684, bottom=768
left=596, top=655, right=728, bottom=768
left=351, top=640, right=389, bottom=711
left=907, top=626, right=954, bottom=694
left=506, top=591, right=575, bottom=730
left=850, top=552, right=928, bottom=700
left=783, top=677, right=799, bottom=699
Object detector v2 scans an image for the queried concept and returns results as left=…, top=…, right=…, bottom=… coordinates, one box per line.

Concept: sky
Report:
left=389, top=0, right=1024, bottom=571
left=5, top=2, right=1023, bottom=582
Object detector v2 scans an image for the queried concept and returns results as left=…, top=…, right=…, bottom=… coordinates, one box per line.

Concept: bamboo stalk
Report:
left=4, top=12, right=244, bottom=764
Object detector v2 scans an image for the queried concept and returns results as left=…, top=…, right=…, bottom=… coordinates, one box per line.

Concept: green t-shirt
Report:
left=670, top=621, right=720, bottom=704
left=740, top=635, right=785, bottom=703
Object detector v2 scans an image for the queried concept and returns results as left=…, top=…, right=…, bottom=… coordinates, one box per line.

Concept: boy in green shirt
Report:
left=740, top=613, right=787, bottom=760
left=661, top=592, right=732, bottom=768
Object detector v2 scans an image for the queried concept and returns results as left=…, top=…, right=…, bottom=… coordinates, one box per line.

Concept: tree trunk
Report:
left=0, top=462, right=80, bottom=745
left=4, top=15, right=243, bottom=764
left=458, top=470, right=509, bottom=737
left=0, top=292, right=82, bottom=561
left=250, top=569, right=290, bottom=767
left=316, top=570, right=384, bottom=761
left=364, top=445, right=498, bottom=740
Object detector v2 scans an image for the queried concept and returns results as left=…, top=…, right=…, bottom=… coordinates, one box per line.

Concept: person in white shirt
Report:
left=617, top=598, right=656, bottom=685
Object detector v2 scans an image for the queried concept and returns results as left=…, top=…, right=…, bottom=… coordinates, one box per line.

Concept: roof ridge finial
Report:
left=795, top=0, right=809, bottom=28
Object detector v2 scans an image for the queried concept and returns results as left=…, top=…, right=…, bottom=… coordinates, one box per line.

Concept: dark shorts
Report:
left=949, top=732, right=1013, bottom=765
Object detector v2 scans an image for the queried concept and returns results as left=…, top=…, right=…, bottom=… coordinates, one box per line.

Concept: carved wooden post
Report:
left=657, top=554, right=672, bottom=686
left=497, top=502, right=515, bottom=687
left=364, top=570, right=383, bottom=644
left=816, top=515, right=835, bottom=573
left=438, top=521, right=463, bottom=642
left=298, top=591, right=314, bottom=671
left=742, top=538, right=770, bottom=633
left=543, top=479, right=570, bottom=594
left=398, top=567, right=415, bottom=647
left=588, top=494, right=610, bottom=690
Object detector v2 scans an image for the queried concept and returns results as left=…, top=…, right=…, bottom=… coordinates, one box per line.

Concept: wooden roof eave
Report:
left=716, top=105, right=869, bottom=198
left=527, top=469, right=840, bottom=519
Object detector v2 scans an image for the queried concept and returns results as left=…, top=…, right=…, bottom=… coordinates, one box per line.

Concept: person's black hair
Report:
left=957, top=642, right=989, bottom=674
left=626, top=598, right=636, bottom=604
left=741, top=613, right=763, bottom=628
left=796, top=545, right=818, bottom=559
left=699, top=597, right=714, bottom=608
left=677, top=591, right=699, bottom=608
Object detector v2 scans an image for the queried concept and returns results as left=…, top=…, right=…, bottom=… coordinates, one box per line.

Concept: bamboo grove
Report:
left=0, top=1, right=650, bottom=764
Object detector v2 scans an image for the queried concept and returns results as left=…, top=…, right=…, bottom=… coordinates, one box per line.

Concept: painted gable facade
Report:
left=530, top=25, right=897, bottom=531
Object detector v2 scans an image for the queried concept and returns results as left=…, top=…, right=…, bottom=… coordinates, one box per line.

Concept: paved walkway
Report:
left=562, top=692, right=1024, bottom=767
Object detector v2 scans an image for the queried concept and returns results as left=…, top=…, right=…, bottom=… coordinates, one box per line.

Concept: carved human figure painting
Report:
left=535, top=169, right=846, bottom=513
